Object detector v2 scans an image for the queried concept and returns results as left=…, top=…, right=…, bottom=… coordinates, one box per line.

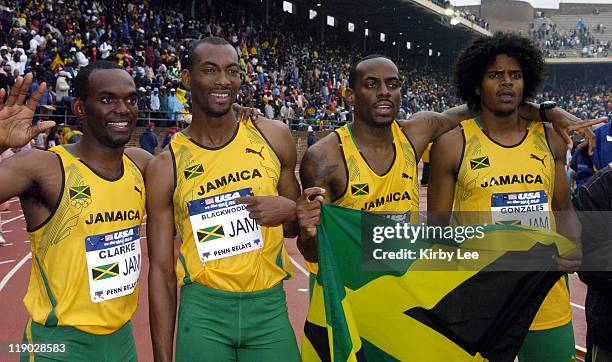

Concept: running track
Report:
left=0, top=184, right=588, bottom=361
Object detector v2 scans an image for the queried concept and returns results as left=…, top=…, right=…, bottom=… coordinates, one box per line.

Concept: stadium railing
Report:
left=34, top=106, right=347, bottom=132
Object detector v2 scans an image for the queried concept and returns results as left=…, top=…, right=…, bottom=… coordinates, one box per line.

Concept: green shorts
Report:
left=517, top=321, right=575, bottom=362
left=20, top=319, right=136, bottom=362
left=176, top=283, right=300, bottom=362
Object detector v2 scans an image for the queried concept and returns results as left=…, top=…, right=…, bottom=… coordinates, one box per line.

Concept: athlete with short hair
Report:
left=0, top=61, right=152, bottom=361
left=427, top=32, right=582, bottom=361
left=146, top=37, right=301, bottom=361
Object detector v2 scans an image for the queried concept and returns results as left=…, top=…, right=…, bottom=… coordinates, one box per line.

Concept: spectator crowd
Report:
left=0, top=0, right=606, bottom=136
left=528, top=19, right=611, bottom=58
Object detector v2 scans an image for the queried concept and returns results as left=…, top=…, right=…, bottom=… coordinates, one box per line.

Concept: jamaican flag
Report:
left=302, top=204, right=576, bottom=362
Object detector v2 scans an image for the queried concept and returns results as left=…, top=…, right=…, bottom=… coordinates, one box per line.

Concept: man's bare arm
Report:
left=547, top=124, right=582, bottom=271
left=269, top=122, right=301, bottom=237
left=145, top=152, right=177, bottom=362
left=0, top=74, right=55, bottom=204
left=402, top=103, right=604, bottom=158
left=427, top=128, right=464, bottom=226
left=296, top=138, right=338, bottom=262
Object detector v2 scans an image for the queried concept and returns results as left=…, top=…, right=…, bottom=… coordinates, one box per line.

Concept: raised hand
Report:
left=548, top=106, right=607, bottom=155
left=0, top=73, right=53, bottom=150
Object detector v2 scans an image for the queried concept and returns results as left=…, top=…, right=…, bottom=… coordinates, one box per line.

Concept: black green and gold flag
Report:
left=92, top=263, right=119, bottom=281
left=470, top=156, right=490, bottom=170
left=197, top=225, right=225, bottom=242
left=351, top=183, right=369, bottom=196
left=183, top=164, right=204, bottom=180
left=69, top=185, right=91, bottom=200
left=302, top=204, right=576, bottom=362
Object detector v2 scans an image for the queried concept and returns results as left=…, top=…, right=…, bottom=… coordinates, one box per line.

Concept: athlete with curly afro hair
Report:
left=454, top=32, right=545, bottom=112
left=429, top=32, right=582, bottom=362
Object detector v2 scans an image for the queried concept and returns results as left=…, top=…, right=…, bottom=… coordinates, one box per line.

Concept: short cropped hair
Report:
left=348, top=54, right=394, bottom=89
left=74, top=60, right=124, bottom=100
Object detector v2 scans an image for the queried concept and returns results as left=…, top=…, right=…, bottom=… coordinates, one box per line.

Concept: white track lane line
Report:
left=571, top=302, right=585, bottom=310
left=289, top=256, right=309, bottom=277
left=1, top=214, right=24, bottom=226
left=0, top=252, right=31, bottom=291
left=0, top=259, right=15, bottom=265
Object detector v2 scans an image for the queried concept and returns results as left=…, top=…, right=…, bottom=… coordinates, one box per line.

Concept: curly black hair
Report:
left=453, top=32, right=544, bottom=111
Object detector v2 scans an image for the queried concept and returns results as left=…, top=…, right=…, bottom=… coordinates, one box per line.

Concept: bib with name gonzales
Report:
left=170, top=119, right=293, bottom=292
left=25, top=145, right=145, bottom=334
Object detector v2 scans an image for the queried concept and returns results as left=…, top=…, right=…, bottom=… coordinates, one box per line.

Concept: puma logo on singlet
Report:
left=134, top=186, right=143, bottom=198
left=401, top=173, right=413, bottom=180
left=245, top=147, right=265, bottom=160
left=530, top=153, right=547, bottom=167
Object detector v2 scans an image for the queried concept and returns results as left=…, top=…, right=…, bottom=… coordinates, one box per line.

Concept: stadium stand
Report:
left=530, top=15, right=611, bottom=58
left=0, top=0, right=606, bottom=136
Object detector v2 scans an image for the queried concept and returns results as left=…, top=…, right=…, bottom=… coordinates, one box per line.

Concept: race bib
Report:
left=491, top=190, right=551, bottom=229
left=85, top=226, right=141, bottom=303
left=187, top=188, right=263, bottom=263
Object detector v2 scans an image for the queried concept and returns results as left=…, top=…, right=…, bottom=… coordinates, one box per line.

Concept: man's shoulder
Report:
left=302, top=132, right=342, bottom=165
left=435, top=125, right=463, bottom=147
left=252, top=117, right=291, bottom=140
left=3, top=148, right=62, bottom=175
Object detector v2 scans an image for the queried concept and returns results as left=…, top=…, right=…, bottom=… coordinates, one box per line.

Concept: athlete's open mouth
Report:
left=107, top=121, right=131, bottom=131
left=210, top=90, right=232, bottom=103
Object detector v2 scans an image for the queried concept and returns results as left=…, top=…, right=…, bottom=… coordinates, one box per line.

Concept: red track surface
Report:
left=0, top=185, right=588, bottom=361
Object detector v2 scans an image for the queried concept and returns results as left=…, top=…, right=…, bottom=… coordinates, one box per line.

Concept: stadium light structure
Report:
left=282, top=1, right=293, bottom=14
left=365, top=28, right=369, bottom=36
left=380, top=33, right=386, bottom=42
left=348, top=22, right=355, bottom=32
left=327, top=16, right=335, bottom=27
left=309, top=9, right=317, bottom=20
left=316, top=2, right=322, bottom=6
left=406, top=41, right=411, bottom=50
left=429, top=49, right=433, bottom=56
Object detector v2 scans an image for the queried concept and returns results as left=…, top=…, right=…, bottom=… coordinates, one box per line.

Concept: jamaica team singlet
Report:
left=170, top=119, right=293, bottom=292
left=453, top=118, right=571, bottom=330
left=306, top=120, right=420, bottom=275
left=25, top=145, right=145, bottom=334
